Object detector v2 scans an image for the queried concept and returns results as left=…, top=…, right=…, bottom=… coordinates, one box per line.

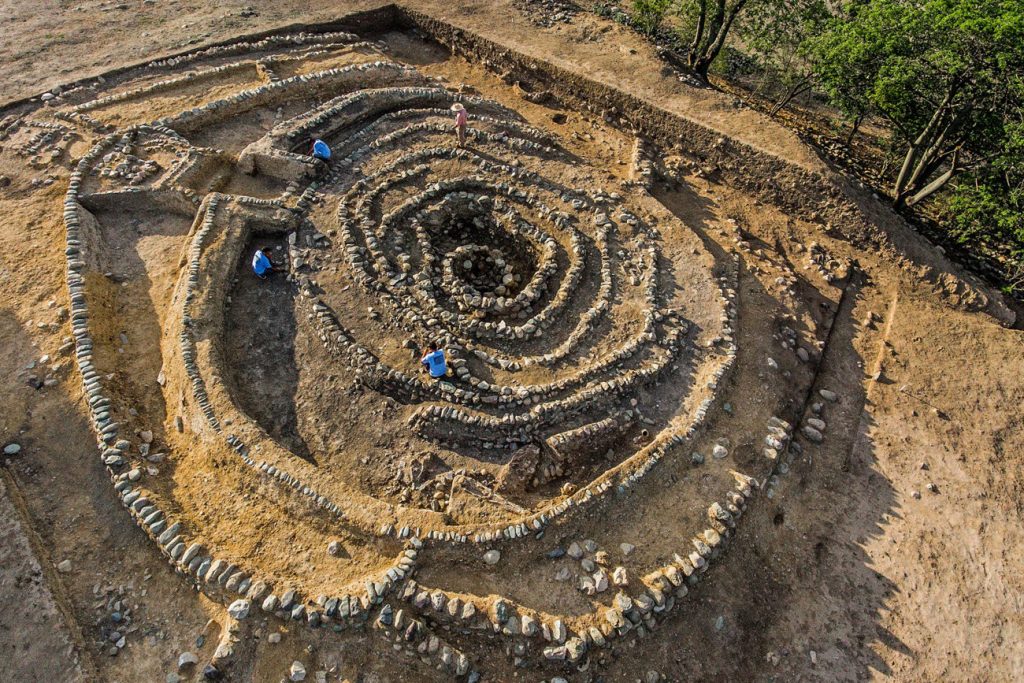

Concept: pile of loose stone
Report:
left=513, top=0, right=581, bottom=27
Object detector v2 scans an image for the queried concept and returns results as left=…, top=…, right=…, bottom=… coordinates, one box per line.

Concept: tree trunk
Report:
left=904, top=112, right=965, bottom=195
left=893, top=88, right=955, bottom=206
left=845, top=113, right=864, bottom=147
left=769, top=78, right=811, bottom=116
left=688, top=0, right=708, bottom=69
left=692, top=0, right=748, bottom=83
left=704, top=0, right=728, bottom=50
left=905, top=147, right=961, bottom=206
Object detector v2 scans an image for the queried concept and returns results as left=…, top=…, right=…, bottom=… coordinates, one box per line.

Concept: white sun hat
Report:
left=450, top=102, right=466, bottom=112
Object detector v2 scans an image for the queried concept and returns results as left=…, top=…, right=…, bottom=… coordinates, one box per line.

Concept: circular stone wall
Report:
left=49, top=29, right=811, bottom=678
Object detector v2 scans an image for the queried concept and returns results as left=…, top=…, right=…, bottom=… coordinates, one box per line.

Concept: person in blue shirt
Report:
left=420, top=341, right=448, bottom=379
left=252, top=247, right=276, bottom=279
left=310, top=138, right=331, bottom=162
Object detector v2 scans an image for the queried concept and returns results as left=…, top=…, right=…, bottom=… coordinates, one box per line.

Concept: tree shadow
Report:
left=603, top=177, right=908, bottom=680
left=0, top=309, right=210, bottom=683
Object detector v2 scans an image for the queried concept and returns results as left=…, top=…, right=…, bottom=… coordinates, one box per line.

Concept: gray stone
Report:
left=177, top=652, right=198, bottom=670
left=3, top=443, right=21, bottom=455
left=227, top=599, right=250, bottom=620
left=802, top=425, right=824, bottom=443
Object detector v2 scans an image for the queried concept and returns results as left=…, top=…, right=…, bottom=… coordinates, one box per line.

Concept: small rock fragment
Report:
left=177, top=652, right=198, bottom=670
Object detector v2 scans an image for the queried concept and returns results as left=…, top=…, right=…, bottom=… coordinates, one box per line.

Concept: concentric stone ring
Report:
left=52, top=26, right=796, bottom=677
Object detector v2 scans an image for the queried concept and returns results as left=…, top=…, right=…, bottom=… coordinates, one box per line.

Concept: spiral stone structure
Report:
left=12, top=11, right=856, bottom=679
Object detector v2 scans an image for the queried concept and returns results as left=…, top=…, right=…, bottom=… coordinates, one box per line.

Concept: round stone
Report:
left=177, top=652, right=198, bottom=670
left=227, top=599, right=250, bottom=620
left=483, top=549, right=501, bottom=565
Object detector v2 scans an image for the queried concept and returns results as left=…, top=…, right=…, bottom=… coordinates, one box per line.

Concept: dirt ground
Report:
left=1, top=2, right=1022, bottom=683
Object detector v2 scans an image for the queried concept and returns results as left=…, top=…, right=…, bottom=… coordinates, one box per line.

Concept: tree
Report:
left=631, top=0, right=673, bottom=36
left=737, top=0, right=831, bottom=115
left=945, top=118, right=1024, bottom=288
left=678, top=0, right=752, bottom=82
left=808, top=0, right=1024, bottom=208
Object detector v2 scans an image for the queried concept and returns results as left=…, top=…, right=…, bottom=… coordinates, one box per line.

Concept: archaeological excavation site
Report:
left=1, top=3, right=1021, bottom=682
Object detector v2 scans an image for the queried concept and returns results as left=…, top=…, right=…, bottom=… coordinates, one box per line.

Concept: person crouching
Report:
left=420, top=341, right=448, bottom=379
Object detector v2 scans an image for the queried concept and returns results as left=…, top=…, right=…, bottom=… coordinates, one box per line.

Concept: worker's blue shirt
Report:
left=252, top=250, right=272, bottom=276
left=422, top=350, right=447, bottom=378
left=312, top=139, right=331, bottom=160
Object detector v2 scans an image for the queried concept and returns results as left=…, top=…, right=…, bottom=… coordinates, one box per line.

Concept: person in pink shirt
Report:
left=451, top=102, right=468, bottom=147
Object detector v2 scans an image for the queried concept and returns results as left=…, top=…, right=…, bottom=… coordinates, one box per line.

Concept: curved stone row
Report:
left=376, top=181, right=598, bottom=343
left=387, top=453, right=771, bottom=666
left=165, top=190, right=566, bottom=543
left=157, top=61, right=421, bottom=134
left=406, top=320, right=686, bottom=442
left=54, top=109, right=111, bottom=133
left=172, top=161, right=741, bottom=557
left=144, top=31, right=362, bottom=70
left=58, top=128, right=465, bottom=668
left=338, top=173, right=604, bottom=356
left=277, top=88, right=482, bottom=148
left=245, top=74, right=747, bottom=540
left=15, top=120, right=71, bottom=161
left=44, top=35, right=782, bottom=678
left=223, top=278, right=730, bottom=546
left=327, top=133, right=666, bottom=375
left=155, top=189, right=481, bottom=676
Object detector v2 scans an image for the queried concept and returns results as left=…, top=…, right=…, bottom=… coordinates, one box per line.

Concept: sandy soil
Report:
left=0, top=2, right=1022, bottom=683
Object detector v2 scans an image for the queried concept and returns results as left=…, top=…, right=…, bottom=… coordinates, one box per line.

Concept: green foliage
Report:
left=804, top=0, right=1024, bottom=287
left=592, top=0, right=1024, bottom=290
left=945, top=120, right=1024, bottom=262
left=631, top=0, right=673, bottom=35
left=737, top=0, right=831, bottom=107
left=808, top=0, right=1024, bottom=204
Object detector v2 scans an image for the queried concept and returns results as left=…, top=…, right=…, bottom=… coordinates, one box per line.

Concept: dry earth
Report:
left=0, top=2, right=1022, bottom=683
